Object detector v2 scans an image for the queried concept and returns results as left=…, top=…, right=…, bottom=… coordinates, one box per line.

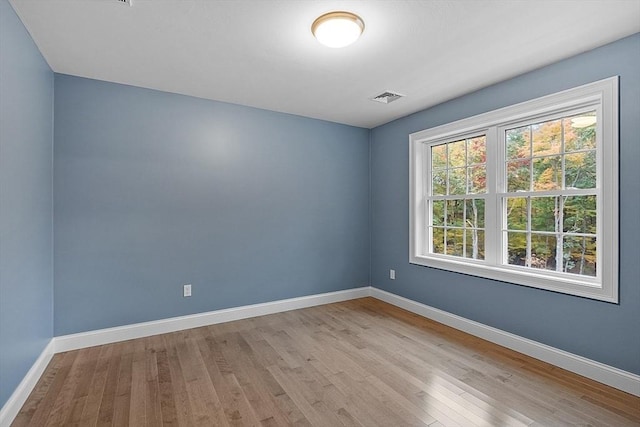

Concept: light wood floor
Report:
left=13, top=297, right=640, bottom=426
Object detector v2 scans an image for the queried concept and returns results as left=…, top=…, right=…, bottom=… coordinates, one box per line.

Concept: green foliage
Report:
left=431, top=136, right=487, bottom=260
left=430, top=115, right=597, bottom=276
left=432, top=198, right=485, bottom=259
left=504, top=113, right=597, bottom=276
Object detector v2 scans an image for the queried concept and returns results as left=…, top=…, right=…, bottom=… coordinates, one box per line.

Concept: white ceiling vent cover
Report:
left=371, top=91, right=404, bottom=104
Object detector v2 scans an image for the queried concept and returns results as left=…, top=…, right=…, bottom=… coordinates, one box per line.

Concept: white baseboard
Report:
left=54, top=287, right=370, bottom=353
left=370, top=287, right=640, bottom=397
left=0, top=339, right=55, bottom=427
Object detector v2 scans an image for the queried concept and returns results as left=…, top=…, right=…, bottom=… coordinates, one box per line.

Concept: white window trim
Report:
left=409, top=77, right=619, bottom=303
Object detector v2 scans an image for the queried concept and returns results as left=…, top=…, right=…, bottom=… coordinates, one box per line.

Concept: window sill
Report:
left=409, top=254, right=616, bottom=303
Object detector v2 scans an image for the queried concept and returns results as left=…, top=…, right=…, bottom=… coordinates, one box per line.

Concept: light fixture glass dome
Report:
left=312, top=11, right=364, bottom=48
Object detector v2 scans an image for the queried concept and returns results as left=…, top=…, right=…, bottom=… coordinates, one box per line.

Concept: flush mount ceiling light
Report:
left=312, top=11, right=364, bottom=48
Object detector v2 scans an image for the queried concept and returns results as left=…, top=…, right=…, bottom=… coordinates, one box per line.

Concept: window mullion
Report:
left=422, top=143, right=430, bottom=255
left=484, top=126, right=500, bottom=266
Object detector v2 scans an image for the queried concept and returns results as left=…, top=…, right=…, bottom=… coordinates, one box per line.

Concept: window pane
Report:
left=563, top=236, right=597, bottom=276
left=532, top=119, right=562, bottom=156
left=432, top=227, right=445, bottom=254
left=465, top=199, right=485, bottom=228
left=446, top=228, right=464, bottom=257
left=467, top=136, right=486, bottom=165
left=432, top=143, right=447, bottom=169
left=531, top=233, right=557, bottom=271
left=465, top=229, right=485, bottom=260
left=448, top=168, right=466, bottom=195
left=507, top=231, right=527, bottom=266
left=533, top=155, right=562, bottom=191
left=432, top=200, right=445, bottom=226
left=565, top=151, right=596, bottom=189
left=564, top=113, right=596, bottom=152
left=506, top=126, right=530, bottom=160
left=563, top=195, right=596, bottom=234
left=446, top=199, right=465, bottom=227
left=432, top=170, right=447, bottom=195
left=506, top=197, right=527, bottom=231
left=448, top=140, right=466, bottom=168
left=468, top=166, right=486, bottom=194
left=531, top=197, right=558, bottom=232
left=507, top=159, right=531, bottom=192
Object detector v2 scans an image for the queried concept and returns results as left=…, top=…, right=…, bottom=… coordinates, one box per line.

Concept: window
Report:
left=429, top=136, right=487, bottom=260
left=410, top=77, right=618, bottom=302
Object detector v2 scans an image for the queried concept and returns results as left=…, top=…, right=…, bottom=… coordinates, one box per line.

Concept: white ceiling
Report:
left=9, top=0, right=640, bottom=129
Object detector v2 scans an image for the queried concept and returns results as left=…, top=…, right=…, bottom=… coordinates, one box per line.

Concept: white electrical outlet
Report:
left=183, top=284, right=192, bottom=297
left=390, top=269, right=395, bottom=280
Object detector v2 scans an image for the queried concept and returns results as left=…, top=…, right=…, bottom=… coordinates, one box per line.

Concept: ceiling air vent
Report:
left=116, top=0, right=132, bottom=5
left=371, top=91, right=404, bottom=104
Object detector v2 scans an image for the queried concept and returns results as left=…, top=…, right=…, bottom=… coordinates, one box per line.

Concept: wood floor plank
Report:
left=95, top=342, right=124, bottom=427
left=220, top=332, right=294, bottom=425
left=202, top=333, right=263, bottom=425
left=11, top=354, right=62, bottom=427
left=128, top=338, right=147, bottom=426
left=44, top=347, right=93, bottom=426
left=25, top=351, right=79, bottom=427
left=143, top=334, right=164, bottom=426
left=162, top=332, right=197, bottom=426
left=65, top=346, right=102, bottom=426
left=12, top=297, right=640, bottom=426
left=182, top=329, right=229, bottom=426
left=156, top=338, right=178, bottom=426
left=78, top=344, right=114, bottom=426
left=112, top=342, right=134, bottom=426
left=267, top=364, right=340, bottom=426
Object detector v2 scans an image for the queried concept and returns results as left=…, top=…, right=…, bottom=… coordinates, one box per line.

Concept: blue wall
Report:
left=0, top=0, right=54, bottom=409
left=370, top=34, right=640, bottom=374
left=53, top=75, right=370, bottom=335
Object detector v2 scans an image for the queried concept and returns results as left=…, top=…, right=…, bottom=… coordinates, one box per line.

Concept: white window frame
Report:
left=409, top=77, right=618, bottom=302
